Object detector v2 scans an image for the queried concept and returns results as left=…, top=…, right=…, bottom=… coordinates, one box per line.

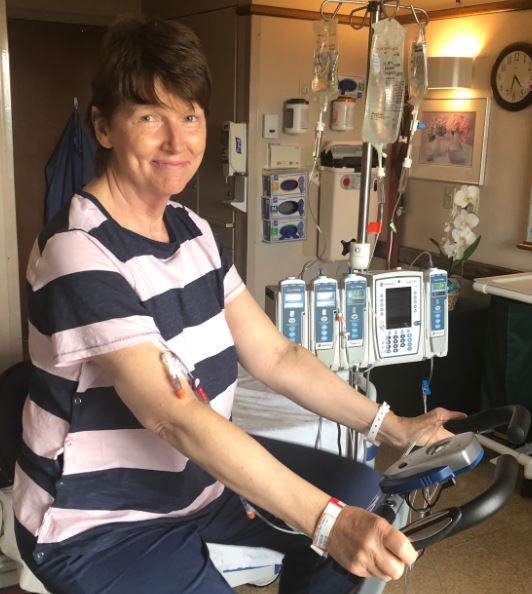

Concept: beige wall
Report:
left=0, top=0, right=22, bottom=369
left=402, top=10, right=532, bottom=272
left=245, top=10, right=532, bottom=306
left=246, top=15, right=372, bottom=305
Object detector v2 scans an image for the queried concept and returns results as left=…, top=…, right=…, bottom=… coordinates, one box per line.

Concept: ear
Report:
left=91, top=106, right=113, bottom=149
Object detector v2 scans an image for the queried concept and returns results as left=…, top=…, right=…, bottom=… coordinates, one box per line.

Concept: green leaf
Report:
left=449, top=259, right=460, bottom=274
left=462, top=235, right=481, bottom=261
left=429, top=237, right=445, bottom=258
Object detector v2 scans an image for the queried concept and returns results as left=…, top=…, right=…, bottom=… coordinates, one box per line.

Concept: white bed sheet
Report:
left=232, top=365, right=348, bottom=454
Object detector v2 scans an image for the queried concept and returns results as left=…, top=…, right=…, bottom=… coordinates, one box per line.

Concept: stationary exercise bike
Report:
left=0, top=361, right=529, bottom=593
left=343, top=404, right=530, bottom=594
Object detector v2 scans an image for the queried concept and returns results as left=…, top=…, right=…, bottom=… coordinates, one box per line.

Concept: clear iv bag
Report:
left=362, top=18, right=406, bottom=150
left=311, top=17, right=339, bottom=99
left=408, top=28, right=428, bottom=113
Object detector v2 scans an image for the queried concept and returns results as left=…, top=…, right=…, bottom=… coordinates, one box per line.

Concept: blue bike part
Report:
left=379, top=433, right=484, bottom=495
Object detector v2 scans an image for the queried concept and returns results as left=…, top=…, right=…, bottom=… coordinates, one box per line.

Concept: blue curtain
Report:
left=44, top=100, right=97, bottom=222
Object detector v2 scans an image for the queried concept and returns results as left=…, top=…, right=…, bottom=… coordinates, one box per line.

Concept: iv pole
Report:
left=320, top=0, right=429, bottom=270
left=319, top=0, right=430, bottom=466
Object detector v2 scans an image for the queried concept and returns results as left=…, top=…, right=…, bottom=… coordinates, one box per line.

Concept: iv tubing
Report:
left=319, top=0, right=430, bottom=251
left=356, top=1, right=381, bottom=245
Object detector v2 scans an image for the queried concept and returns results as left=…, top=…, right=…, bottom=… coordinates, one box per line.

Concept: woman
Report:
left=14, top=17, right=462, bottom=594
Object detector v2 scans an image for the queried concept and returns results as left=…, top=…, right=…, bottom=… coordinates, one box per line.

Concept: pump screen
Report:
left=347, top=289, right=364, bottom=302
left=284, top=293, right=304, bottom=307
left=386, top=287, right=411, bottom=329
left=317, top=291, right=335, bottom=307
left=432, top=282, right=446, bottom=291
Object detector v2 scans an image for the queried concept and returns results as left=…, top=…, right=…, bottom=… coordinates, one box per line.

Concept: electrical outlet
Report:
left=299, top=80, right=310, bottom=99
left=443, top=186, right=455, bottom=209
left=470, top=197, right=480, bottom=215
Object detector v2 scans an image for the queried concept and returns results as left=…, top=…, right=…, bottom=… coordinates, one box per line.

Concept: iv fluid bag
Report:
left=362, top=18, right=406, bottom=147
left=311, top=17, right=339, bottom=98
left=409, top=31, right=428, bottom=110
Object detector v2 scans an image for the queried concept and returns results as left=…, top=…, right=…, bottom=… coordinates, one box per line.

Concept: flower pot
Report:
left=447, top=276, right=461, bottom=310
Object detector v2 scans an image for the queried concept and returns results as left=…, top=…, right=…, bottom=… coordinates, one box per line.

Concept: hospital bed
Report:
left=0, top=362, right=529, bottom=593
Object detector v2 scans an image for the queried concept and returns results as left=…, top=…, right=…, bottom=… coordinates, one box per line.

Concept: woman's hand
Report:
left=384, top=407, right=467, bottom=450
left=326, top=506, right=417, bottom=582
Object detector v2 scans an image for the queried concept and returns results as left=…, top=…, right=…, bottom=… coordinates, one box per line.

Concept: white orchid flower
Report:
left=452, top=227, right=477, bottom=251
left=453, top=211, right=479, bottom=231
left=454, top=185, right=480, bottom=209
left=443, top=240, right=459, bottom=258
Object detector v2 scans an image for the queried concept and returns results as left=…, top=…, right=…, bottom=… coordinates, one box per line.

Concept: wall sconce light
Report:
left=427, top=56, right=473, bottom=89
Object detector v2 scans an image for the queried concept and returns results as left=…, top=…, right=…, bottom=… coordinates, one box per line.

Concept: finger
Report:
left=374, top=555, right=405, bottom=582
left=384, top=528, right=418, bottom=567
left=431, top=426, right=455, bottom=441
left=433, top=407, right=467, bottom=422
left=354, top=552, right=394, bottom=583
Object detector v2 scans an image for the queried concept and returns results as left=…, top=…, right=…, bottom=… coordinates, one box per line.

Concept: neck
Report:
left=84, top=171, right=170, bottom=242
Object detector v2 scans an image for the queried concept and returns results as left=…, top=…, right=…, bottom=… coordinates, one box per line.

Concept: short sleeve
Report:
left=27, top=231, right=161, bottom=367
left=213, top=236, right=245, bottom=306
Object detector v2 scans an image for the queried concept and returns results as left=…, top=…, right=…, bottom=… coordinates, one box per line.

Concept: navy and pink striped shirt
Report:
left=13, top=191, right=245, bottom=562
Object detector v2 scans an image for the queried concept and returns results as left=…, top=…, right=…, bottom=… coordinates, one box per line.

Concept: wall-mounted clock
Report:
left=490, top=42, right=532, bottom=111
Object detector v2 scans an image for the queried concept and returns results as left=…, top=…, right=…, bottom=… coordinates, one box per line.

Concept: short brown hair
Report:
left=86, top=17, right=212, bottom=175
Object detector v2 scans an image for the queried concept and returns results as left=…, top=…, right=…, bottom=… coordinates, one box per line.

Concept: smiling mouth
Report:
left=153, top=160, right=189, bottom=169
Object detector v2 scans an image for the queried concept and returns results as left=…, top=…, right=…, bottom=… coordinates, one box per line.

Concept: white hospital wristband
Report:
left=366, top=402, right=391, bottom=446
left=311, top=498, right=346, bottom=557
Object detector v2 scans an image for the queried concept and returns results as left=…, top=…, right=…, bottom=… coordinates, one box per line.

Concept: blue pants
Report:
left=22, top=437, right=382, bottom=594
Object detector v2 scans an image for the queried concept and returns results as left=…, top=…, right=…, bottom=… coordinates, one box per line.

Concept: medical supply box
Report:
left=263, top=217, right=306, bottom=242
left=262, top=195, right=306, bottom=220
left=262, top=170, right=307, bottom=197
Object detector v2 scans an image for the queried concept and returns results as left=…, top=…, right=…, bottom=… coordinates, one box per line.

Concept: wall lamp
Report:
left=427, top=56, right=474, bottom=89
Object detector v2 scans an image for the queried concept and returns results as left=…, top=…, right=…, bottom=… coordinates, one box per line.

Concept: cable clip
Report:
left=421, top=379, right=431, bottom=397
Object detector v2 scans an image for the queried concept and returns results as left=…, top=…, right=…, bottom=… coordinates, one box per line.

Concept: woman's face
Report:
left=94, top=84, right=206, bottom=200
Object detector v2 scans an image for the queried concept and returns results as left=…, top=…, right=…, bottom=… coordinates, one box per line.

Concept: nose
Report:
left=162, top=121, right=185, bottom=152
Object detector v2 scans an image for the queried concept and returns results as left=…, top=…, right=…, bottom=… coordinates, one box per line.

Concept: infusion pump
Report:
left=363, top=269, right=448, bottom=366
left=266, top=268, right=448, bottom=369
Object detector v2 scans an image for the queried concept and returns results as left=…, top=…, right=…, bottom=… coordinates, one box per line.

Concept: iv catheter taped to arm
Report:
left=160, top=350, right=188, bottom=399
left=155, top=340, right=209, bottom=404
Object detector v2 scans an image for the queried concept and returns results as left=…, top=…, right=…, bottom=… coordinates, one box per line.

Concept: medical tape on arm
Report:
left=155, top=340, right=188, bottom=399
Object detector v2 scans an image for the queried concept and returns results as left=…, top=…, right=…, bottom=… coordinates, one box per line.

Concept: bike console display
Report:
left=380, top=432, right=484, bottom=495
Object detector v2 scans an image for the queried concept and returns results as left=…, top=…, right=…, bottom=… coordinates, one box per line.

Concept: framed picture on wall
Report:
left=410, top=97, right=491, bottom=185
left=517, top=186, right=532, bottom=250
left=527, top=187, right=532, bottom=242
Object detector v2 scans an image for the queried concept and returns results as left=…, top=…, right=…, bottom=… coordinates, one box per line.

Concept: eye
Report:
left=140, top=114, right=157, bottom=123
left=184, top=114, right=199, bottom=123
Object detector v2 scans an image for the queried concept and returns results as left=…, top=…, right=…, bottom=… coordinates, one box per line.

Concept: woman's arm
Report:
left=95, top=340, right=416, bottom=581
left=224, top=289, right=464, bottom=448
left=95, top=341, right=328, bottom=538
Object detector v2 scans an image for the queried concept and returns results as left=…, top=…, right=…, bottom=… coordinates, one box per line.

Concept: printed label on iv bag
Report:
left=362, top=18, right=406, bottom=147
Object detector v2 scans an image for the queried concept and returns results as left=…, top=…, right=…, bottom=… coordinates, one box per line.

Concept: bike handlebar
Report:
left=344, top=405, right=527, bottom=591
left=444, top=404, right=530, bottom=444
left=448, top=453, right=518, bottom=537
left=402, top=453, right=518, bottom=551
